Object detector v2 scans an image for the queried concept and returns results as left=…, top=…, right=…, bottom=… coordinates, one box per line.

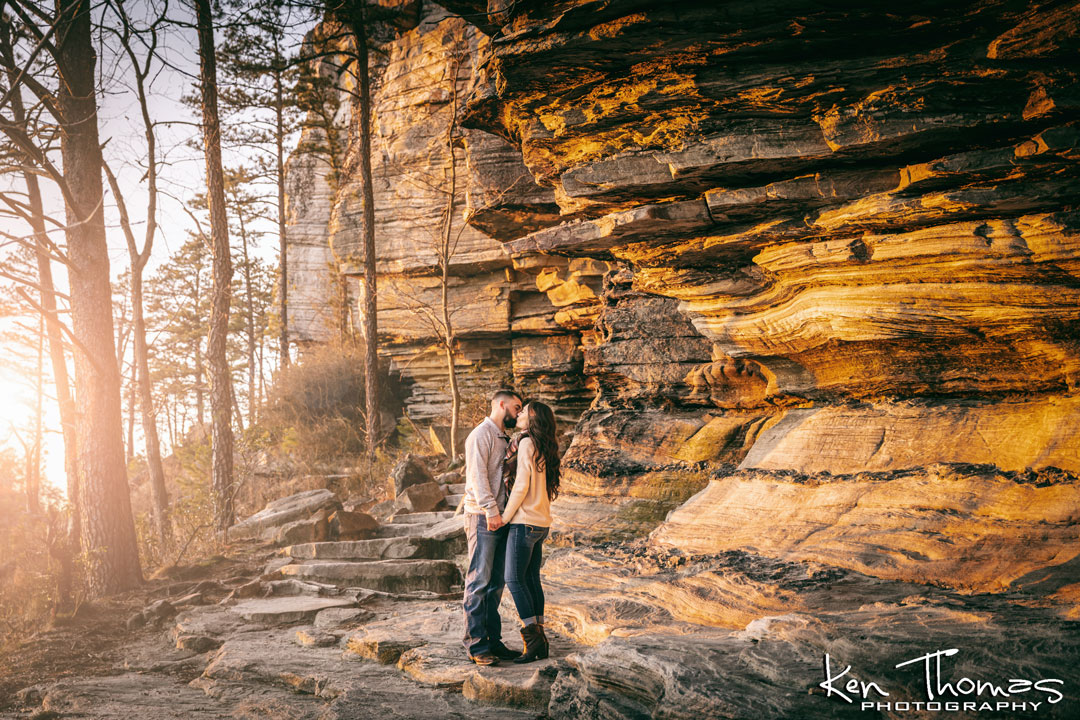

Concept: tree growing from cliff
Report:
left=376, top=50, right=471, bottom=459
left=316, top=0, right=414, bottom=463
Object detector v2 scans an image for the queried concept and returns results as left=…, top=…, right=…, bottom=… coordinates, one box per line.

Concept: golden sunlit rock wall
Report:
left=288, top=0, right=1079, bottom=550
left=426, top=0, right=1080, bottom=541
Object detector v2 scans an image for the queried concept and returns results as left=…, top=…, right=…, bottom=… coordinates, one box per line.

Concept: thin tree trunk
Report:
left=2, top=55, right=81, bottom=606
left=105, top=6, right=173, bottom=546
left=237, top=209, right=256, bottom=427
left=275, top=64, right=289, bottom=369
left=165, top=395, right=175, bottom=450
left=258, top=332, right=266, bottom=410
left=195, top=0, right=236, bottom=534
left=338, top=3, right=379, bottom=462
left=441, top=58, right=461, bottom=460
left=126, top=379, right=135, bottom=462
left=55, top=0, right=142, bottom=596
left=104, top=164, right=171, bottom=546
left=231, top=378, right=245, bottom=433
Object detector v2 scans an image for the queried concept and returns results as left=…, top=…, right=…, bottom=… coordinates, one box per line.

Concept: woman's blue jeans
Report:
left=504, top=523, right=549, bottom=626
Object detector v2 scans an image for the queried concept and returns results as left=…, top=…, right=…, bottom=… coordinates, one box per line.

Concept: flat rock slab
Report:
left=391, top=510, right=457, bottom=524
left=171, top=606, right=253, bottom=644
left=286, top=536, right=448, bottom=561
left=280, top=559, right=463, bottom=594
left=230, top=596, right=358, bottom=624
left=374, top=523, right=431, bottom=538
left=314, top=606, right=374, bottom=628
left=422, top=514, right=466, bottom=542
left=343, top=600, right=571, bottom=709
left=36, top=674, right=233, bottom=719
left=228, top=489, right=339, bottom=540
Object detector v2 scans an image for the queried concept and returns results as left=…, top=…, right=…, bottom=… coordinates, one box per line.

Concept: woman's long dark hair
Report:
left=525, top=401, right=560, bottom=502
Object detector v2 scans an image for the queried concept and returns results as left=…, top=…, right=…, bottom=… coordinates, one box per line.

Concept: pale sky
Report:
left=0, top=0, right=318, bottom=495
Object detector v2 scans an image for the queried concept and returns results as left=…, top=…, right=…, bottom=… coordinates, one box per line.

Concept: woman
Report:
left=500, top=400, right=560, bottom=663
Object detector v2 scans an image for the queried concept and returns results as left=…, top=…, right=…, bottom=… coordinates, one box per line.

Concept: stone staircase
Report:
left=277, top=511, right=468, bottom=596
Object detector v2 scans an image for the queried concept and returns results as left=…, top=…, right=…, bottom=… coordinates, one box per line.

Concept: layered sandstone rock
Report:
left=421, top=0, right=1080, bottom=540
left=287, top=3, right=590, bottom=437
left=279, top=3, right=1080, bottom=715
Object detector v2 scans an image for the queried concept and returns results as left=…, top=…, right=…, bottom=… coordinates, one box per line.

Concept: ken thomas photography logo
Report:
left=817, top=648, right=1067, bottom=713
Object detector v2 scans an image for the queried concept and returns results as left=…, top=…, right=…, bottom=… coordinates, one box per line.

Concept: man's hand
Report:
left=487, top=514, right=505, bottom=530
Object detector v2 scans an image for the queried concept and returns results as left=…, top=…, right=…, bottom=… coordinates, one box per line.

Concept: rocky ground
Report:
left=3, top=458, right=1078, bottom=719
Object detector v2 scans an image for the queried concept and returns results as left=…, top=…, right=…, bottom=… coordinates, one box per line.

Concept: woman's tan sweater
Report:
left=502, top=436, right=553, bottom=527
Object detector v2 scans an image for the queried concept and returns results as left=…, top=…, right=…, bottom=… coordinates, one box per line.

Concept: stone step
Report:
left=228, top=596, right=356, bottom=625
left=372, top=524, right=427, bottom=539
left=446, top=483, right=466, bottom=495
left=285, top=537, right=450, bottom=561
left=280, top=559, right=462, bottom=594
left=391, top=511, right=457, bottom=525
left=445, top=494, right=464, bottom=508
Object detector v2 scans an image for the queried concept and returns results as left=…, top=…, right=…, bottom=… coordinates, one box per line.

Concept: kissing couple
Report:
left=459, top=388, right=561, bottom=666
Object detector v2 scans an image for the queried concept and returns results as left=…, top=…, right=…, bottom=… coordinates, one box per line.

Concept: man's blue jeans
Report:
left=504, top=523, right=549, bottom=626
left=462, top=513, right=510, bottom=656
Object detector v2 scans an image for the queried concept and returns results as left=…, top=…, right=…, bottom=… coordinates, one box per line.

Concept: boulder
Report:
left=329, top=509, right=379, bottom=540
left=368, top=499, right=398, bottom=521
left=422, top=514, right=466, bottom=543
left=389, top=454, right=436, bottom=495
left=228, top=489, right=340, bottom=541
left=395, top=481, right=446, bottom=514
left=434, top=471, right=461, bottom=485
left=269, top=507, right=332, bottom=546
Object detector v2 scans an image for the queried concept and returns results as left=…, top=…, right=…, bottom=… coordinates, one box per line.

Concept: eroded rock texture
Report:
left=415, top=0, right=1080, bottom=538
left=282, top=2, right=1080, bottom=715
left=286, top=3, right=595, bottom=437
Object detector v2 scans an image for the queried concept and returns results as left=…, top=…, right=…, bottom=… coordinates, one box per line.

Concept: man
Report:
left=461, top=388, right=524, bottom=665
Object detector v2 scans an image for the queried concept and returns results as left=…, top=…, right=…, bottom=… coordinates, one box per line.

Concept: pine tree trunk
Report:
left=55, top=0, right=142, bottom=596
left=195, top=0, right=236, bottom=534
left=343, top=3, right=380, bottom=462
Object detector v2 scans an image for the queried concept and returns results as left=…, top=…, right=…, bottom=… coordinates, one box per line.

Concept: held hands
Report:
left=487, top=513, right=505, bottom=530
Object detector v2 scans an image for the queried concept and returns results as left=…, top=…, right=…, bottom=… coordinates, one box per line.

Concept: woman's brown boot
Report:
left=513, top=623, right=549, bottom=663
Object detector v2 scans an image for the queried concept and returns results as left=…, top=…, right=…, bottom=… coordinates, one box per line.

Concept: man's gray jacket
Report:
left=462, top=416, right=510, bottom=519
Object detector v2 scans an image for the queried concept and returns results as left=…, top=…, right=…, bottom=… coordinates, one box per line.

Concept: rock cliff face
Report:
left=285, top=3, right=1080, bottom=715
left=286, top=5, right=595, bottom=442
left=428, top=0, right=1080, bottom=536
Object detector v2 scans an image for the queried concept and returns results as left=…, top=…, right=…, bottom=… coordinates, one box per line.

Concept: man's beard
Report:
left=503, top=410, right=517, bottom=429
